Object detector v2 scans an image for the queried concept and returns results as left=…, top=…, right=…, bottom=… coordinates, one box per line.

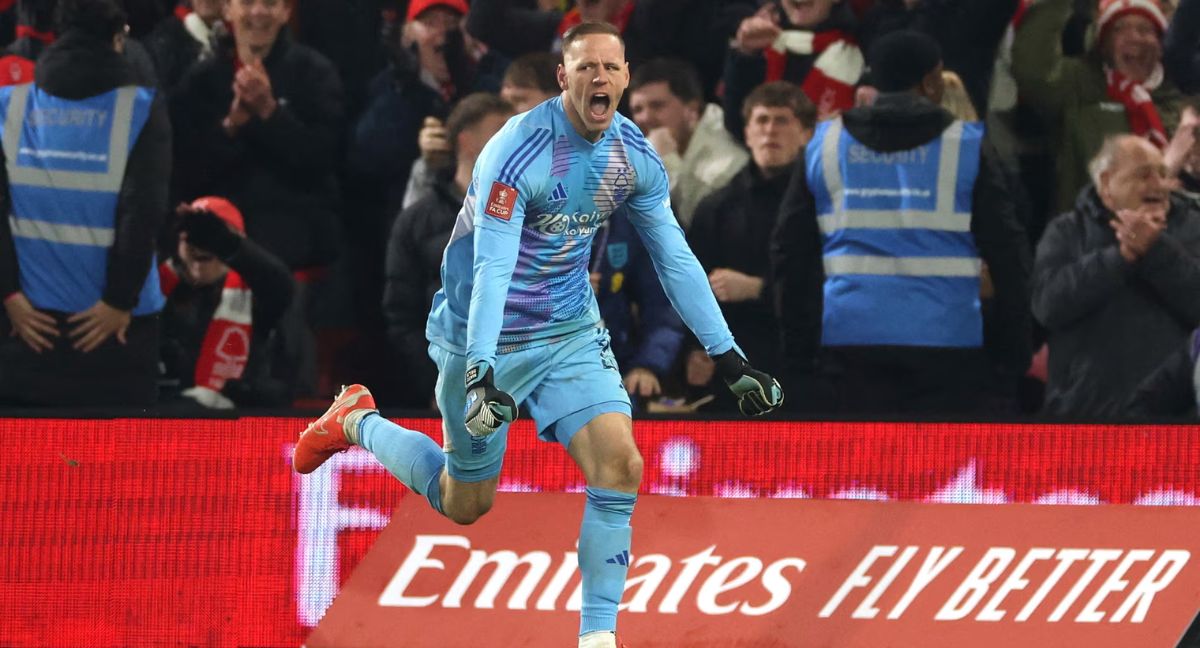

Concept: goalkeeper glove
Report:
left=713, top=349, right=784, bottom=416
left=463, top=362, right=518, bottom=437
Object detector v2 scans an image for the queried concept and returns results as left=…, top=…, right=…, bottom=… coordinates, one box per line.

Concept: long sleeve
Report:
left=226, top=236, right=295, bottom=331
left=402, top=158, right=438, bottom=211
left=1010, top=0, right=1077, bottom=121
left=1134, top=226, right=1200, bottom=326
left=464, top=129, right=542, bottom=370
left=0, top=142, right=15, bottom=299
left=770, top=158, right=824, bottom=375
left=624, top=134, right=735, bottom=356
left=1030, top=214, right=1129, bottom=331
left=721, top=50, right=766, bottom=142
left=1164, top=0, right=1200, bottom=94
left=625, top=236, right=685, bottom=376
left=104, top=94, right=172, bottom=311
left=971, top=141, right=1032, bottom=374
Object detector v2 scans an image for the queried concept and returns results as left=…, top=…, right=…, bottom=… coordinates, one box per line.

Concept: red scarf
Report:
left=765, top=29, right=861, bottom=118
left=159, top=260, right=253, bottom=399
left=1105, top=66, right=1169, bottom=149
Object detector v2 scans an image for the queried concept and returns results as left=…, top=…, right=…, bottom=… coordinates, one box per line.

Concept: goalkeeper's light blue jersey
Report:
left=426, top=96, right=737, bottom=370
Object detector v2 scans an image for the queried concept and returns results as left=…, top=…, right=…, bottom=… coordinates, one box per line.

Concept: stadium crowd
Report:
left=1, top=0, right=1198, bottom=420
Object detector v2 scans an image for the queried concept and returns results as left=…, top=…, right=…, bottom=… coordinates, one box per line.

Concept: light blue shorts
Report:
left=428, top=327, right=632, bottom=482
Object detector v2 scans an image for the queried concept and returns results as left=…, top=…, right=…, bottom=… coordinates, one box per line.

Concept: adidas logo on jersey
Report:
left=550, top=182, right=569, bottom=202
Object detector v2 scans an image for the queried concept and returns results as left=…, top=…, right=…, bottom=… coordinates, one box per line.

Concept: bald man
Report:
left=1033, top=134, right=1200, bottom=418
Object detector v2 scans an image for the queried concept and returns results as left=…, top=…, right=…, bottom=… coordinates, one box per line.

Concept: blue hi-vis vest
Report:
left=807, top=117, right=984, bottom=348
left=1, top=83, right=162, bottom=315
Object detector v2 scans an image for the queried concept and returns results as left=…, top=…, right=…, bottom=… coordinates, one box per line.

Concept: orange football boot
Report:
left=293, top=384, right=377, bottom=474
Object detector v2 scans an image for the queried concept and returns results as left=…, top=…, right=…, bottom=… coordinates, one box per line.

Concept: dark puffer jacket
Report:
left=1033, top=188, right=1200, bottom=418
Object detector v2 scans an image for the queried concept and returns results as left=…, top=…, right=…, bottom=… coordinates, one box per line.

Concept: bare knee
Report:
left=595, top=448, right=643, bottom=492
left=442, top=479, right=497, bottom=525
left=446, top=501, right=491, bottom=526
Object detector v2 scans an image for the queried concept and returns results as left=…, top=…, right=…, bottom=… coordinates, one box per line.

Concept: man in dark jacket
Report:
left=1033, top=134, right=1200, bottom=418
left=170, top=0, right=344, bottom=271
left=383, top=92, right=512, bottom=407
left=687, top=80, right=813, bottom=410
left=159, top=196, right=294, bottom=409
left=0, top=0, right=171, bottom=407
left=772, top=30, right=1031, bottom=414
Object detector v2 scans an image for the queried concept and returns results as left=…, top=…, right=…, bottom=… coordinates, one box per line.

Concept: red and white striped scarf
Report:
left=1105, top=65, right=1169, bottom=149
left=765, top=29, right=863, bottom=119
left=160, top=260, right=253, bottom=408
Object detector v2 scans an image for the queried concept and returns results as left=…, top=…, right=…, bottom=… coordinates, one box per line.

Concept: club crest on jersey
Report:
left=485, top=181, right=517, bottom=220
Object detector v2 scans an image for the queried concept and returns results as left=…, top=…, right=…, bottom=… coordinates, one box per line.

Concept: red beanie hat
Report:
left=1097, top=0, right=1168, bottom=43
left=191, top=196, right=245, bottom=234
left=406, top=0, right=468, bottom=22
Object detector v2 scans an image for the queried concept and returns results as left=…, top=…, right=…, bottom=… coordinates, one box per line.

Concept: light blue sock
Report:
left=578, top=486, right=636, bottom=635
left=358, top=413, right=445, bottom=515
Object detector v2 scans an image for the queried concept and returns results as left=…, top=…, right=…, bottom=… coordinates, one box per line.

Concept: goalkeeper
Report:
left=293, top=20, right=782, bottom=648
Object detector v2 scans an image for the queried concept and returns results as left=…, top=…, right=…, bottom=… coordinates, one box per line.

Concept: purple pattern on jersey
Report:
left=585, top=137, right=635, bottom=213
left=550, top=135, right=575, bottom=178
left=501, top=215, right=597, bottom=333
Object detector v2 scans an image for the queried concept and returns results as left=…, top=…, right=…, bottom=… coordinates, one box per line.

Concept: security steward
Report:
left=0, top=0, right=171, bottom=407
left=771, top=30, right=1031, bottom=414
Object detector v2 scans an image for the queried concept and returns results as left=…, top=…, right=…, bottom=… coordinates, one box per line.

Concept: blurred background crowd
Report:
left=1, top=0, right=1199, bottom=420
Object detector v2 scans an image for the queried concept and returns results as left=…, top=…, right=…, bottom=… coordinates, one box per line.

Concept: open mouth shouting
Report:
left=588, top=92, right=612, bottom=123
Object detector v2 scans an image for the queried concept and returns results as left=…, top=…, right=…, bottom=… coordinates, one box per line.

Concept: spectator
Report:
left=0, top=0, right=158, bottom=87
left=500, top=50, right=560, bottom=112
left=1013, top=0, right=1192, bottom=214
left=771, top=30, right=1031, bottom=414
left=723, top=0, right=864, bottom=136
left=0, top=0, right=171, bottom=407
left=402, top=51, right=559, bottom=211
left=1032, top=134, right=1200, bottom=418
left=142, top=0, right=226, bottom=95
left=685, top=81, right=814, bottom=410
left=1127, top=327, right=1200, bottom=418
left=1165, top=105, right=1200, bottom=191
left=158, top=197, right=294, bottom=409
left=349, top=0, right=499, bottom=226
left=171, top=0, right=344, bottom=271
left=383, top=92, right=513, bottom=407
left=591, top=208, right=686, bottom=410
left=629, top=58, right=748, bottom=229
